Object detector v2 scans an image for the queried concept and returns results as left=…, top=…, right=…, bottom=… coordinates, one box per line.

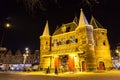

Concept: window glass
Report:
left=61, top=38, right=66, bottom=45
left=54, top=39, right=58, bottom=46
left=70, top=36, right=75, bottom=43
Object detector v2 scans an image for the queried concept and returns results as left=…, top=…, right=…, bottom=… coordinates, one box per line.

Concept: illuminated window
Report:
left=54, top=39, right=58, bottom=46
left=61, top=38, right=66, bottom=45
left=70, top=36, right=75, bottom=43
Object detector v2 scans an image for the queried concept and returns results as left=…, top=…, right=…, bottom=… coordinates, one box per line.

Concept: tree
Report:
left=15, top=49, right=22, bottom=56
left=5, top=50, right=13, bottom=57
left=5, top=50, right=13, bottom=63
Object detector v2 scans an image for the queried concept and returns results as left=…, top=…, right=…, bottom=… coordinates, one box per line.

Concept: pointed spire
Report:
left=73, top=16, right=79, bottom=25
left=90, top=16, right=98, bottom=28
left=78, top=9, right=89, bottom=26
left=55, top=25, right=59, bottom=31
left=42, top=20, right=50, bottom=36
left=90, top=16, right=103, bottom=29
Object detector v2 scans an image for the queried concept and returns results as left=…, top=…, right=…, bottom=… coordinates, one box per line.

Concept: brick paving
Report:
left=0, top=70, right=120, bottom=80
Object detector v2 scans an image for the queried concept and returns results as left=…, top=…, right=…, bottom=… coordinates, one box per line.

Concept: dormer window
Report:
left=61, top=26, right=66, bottom=33
left=66, top=26, right=70, bottom=32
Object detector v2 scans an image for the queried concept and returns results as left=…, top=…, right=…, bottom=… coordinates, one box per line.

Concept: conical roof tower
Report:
left=78, top=9, right=89, bottom=26
left=90, top=16, right=103, bottom=29
left=42, top=20, right=50, bottom=36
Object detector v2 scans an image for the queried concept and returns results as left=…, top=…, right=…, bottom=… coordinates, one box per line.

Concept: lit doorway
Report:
left=68, top=55, right=74, bottom=72
left=98, top=61, right=105, bottom=70
left=59, top=55, right=68, bottom=72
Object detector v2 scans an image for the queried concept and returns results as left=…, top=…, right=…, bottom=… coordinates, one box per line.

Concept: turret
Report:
left=39, top=21, right=51, bottom=68
left=75, top=9, right=97, bottom=71
left=40, top=21, right=51, bottom=52
left=90, top=16, right=113, bottom=70
left=75, top=9, right=89, bottom=50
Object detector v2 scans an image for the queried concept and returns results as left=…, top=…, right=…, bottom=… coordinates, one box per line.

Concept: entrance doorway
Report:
left=98, top=61, right=105, bottom=70
left=68, top=56, right=74, bottom=72
left=59, top=55, right=68, bottom=72
left=82, top=61, right=86, bottom=72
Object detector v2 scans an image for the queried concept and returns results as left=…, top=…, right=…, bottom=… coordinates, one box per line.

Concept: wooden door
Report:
left=82, top=61, right=86, bottom=72
left=99, top=61, right=105, bottom=70
left=68, top=56, right=74, bottom=72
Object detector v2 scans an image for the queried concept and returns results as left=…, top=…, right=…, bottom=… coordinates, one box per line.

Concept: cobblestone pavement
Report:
left=0, top=70, right=120, bottom=80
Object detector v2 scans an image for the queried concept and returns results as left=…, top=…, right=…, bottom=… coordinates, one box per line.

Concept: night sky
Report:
left=0, top=0, right=120, bottom=52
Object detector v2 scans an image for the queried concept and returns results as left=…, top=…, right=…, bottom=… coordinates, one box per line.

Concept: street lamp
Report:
left=5, top=23, right=11, bottom=28
left=0, top=22, right=11, bottom=47
left=23, top=48, right=29, bottom=65
left=115, top=44, right=120, bottom=61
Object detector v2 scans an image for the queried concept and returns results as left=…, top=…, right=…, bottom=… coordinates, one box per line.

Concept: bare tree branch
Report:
left=19, top=0, right=100, bottom=10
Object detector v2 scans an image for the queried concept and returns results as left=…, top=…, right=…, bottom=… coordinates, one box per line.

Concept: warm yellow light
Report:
left=69, top=54, right=76, bottom=57
left=115, top=49, right=119, bottom=53
left=5, top=23, right=11, bottom=28
left=26, top=50, right=29, bottom=53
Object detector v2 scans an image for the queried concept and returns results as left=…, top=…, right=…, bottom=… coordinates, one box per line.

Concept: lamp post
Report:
left=115, top=43, right=120, bottom=61
left=0, top=22, right=11, bottom=47
left=115, top=49, right=120, bottom=61
left=23, top=48, right=29, bottom=66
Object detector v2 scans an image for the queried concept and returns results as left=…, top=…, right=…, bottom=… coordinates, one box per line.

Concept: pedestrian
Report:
left=46, top=67, right=50, bottom=74
left=55, top=67, right=58, bottom=74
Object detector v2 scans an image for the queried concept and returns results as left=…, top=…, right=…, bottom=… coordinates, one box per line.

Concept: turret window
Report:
left=46, top=42, right=48, bottom=45
left=101, top=31, right=105, bottom=35
left=103, top=40, right=106, bottom=46
left=75, top=39, right=78, bottom=43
